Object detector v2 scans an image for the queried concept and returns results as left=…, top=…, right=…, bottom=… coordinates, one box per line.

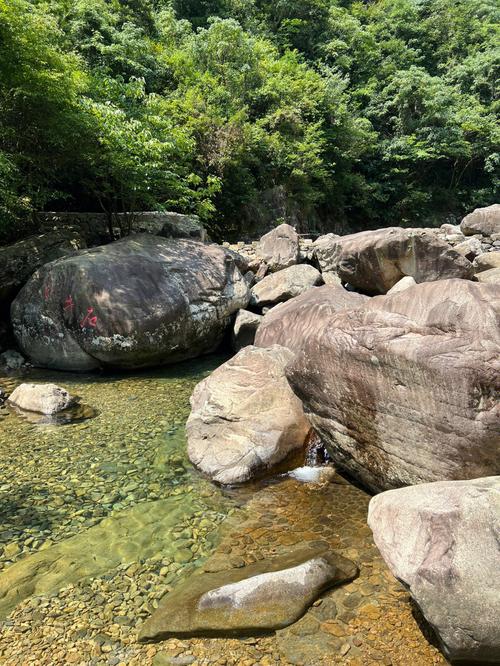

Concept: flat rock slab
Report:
left=138, top=543, right=357, bottom=640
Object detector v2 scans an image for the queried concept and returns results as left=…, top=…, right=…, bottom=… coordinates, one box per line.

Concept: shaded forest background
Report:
left=0, top=0, right=498, bottom=242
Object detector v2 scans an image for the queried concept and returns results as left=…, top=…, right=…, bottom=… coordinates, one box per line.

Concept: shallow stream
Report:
left=0, top=358, right=447, bottom=665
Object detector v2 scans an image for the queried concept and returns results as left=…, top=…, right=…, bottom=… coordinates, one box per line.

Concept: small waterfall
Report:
left=304, top=430, right=332, bottom=467
left=287, top=431, right=335, bottom=483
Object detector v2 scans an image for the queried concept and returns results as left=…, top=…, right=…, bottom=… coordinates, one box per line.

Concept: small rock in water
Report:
left=138, top=543, right=357, bottom=640
left=173, top=549, right=193, bottom=564
left=8, top=383, right=76, bottom=415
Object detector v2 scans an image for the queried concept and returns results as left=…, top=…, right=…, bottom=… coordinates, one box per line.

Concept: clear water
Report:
left=0, top=357, right=447, bottom=665
left=0, top=356, right=234, bottom=572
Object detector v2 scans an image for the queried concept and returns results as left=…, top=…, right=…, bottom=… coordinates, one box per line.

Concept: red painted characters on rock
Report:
left=80, top=306, right=98, bottom=329
left=63, top=295, right=75, bottom=311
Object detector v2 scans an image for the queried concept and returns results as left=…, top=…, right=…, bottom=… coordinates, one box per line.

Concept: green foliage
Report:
left=0, top=0, right=89, bottom=237
left=0, top=0, right=498, bottom=241
left=80, top=74, right=218, bottom=222
left=322, top=0, right=500, bottom=225
left=159, top=18, right=344, bottom=231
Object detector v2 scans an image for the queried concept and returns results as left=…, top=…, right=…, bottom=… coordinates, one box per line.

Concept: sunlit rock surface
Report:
left=250, top=264, right=322, bottom=307
left=368, top=477, right=500, bottom=663
left=287, top=279, right=500, bottom=491
left=311, top=227, right=473, bottom=294
left=187, top=345, right=310, bottom=484
left=255, top=223, right=300, bottom=272
left=461, top=203, right=500, bottom=237
left=255, top=284, right=368, bottom=353
left=8, top=382, right=75, bottom=414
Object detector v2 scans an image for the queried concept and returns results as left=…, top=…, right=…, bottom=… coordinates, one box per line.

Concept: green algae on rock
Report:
left=138, top=543, right=357, bottom=641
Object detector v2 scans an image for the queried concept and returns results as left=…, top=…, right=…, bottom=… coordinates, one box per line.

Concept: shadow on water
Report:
left=7, top=401, right=99, bottom=426
left=25, top=350, right=231, bottom=385
left=0, top=483, right=55, bottom=544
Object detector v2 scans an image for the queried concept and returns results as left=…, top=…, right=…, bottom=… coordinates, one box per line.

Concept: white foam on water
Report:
left=288, top=466, right=326, bottom=483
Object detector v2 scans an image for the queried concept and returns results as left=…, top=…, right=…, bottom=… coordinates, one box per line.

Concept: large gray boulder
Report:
left=0, top=229, right=85, bottom=309
left=311, top=227, right=473, bottom=294
left=255, top=223, right=300, bottom=272
left=139, top=543, right=357, bottom=640
left=460, top=204, right=500, bottom=237
left=11, top=235, right=249, bottom=371
left=368, top=477, right=500, bottom=663
left=255, top=284, right=368, bottom=353
left=8, top=383, right=75, bottom=414
left=250, top=264, right=322, bottom=307
left=187, top=345, right=310, bottom=484
left=286, top=279, right=500, bottom=492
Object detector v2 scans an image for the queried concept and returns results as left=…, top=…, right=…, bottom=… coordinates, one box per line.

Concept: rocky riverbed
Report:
left=0, top=360, right=447, bottom=665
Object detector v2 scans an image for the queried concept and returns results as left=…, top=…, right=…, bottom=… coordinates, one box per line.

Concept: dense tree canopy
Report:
left=0, top=0, right=498, bottom=241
